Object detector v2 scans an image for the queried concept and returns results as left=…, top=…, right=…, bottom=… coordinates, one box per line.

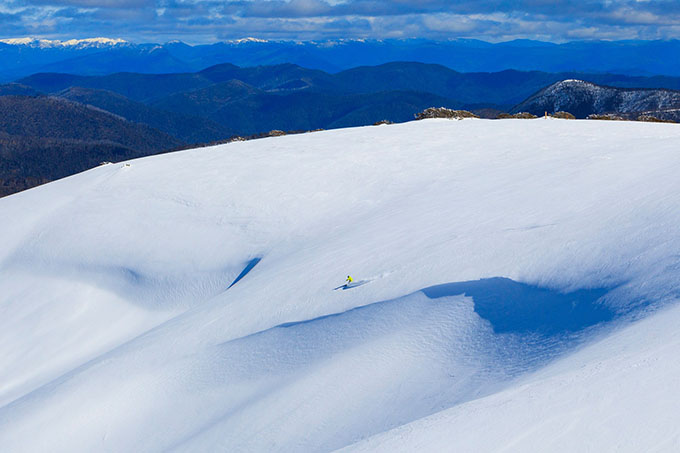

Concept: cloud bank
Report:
left=2, top=0, right=680, bottom=43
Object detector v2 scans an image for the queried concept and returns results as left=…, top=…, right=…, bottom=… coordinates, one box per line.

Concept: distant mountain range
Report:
left=4, top=38, right=680, bottom=81
left=57, top=86, right=233, bottom=143
left=0, top=95, right=181, bottom=197
left=3, top=60, right=680, bottom=197
left=16, top=61, right=680, bottom=118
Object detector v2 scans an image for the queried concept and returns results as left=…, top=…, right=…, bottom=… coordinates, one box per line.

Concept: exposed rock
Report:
left=587, top=113, right=626, bottom=121
left=415, top=107, right=478, bottom=120
left=636, top=115, right=675, bottom=123
left=472, top=108, right=505, bottom=119
left=551, top=111, right=576, bottom=119
left=497, top=112, right=538, bottom=119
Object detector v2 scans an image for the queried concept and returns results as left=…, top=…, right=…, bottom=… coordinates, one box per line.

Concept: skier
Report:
left=345, top=275, right=353, bottom=286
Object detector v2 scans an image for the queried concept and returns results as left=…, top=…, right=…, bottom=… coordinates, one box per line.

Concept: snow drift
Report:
left=1, top=118, right=680, bottom=451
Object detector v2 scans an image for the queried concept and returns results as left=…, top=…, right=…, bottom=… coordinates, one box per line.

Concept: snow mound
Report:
left=1, top=119, right=680, bottom=451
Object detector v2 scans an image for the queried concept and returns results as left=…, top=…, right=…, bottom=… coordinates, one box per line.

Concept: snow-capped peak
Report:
left=230, top=37, right=269, bottom=44
left=60, top=37, right=127, bottom=46
left=555, top=79, right=593, bottom=86
left=0, top=37, right=127, bottom=48
left=0, top=37, right=38, bottom=45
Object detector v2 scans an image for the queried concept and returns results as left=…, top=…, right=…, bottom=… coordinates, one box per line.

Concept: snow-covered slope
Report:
left=1, top=118, right=680, bottom=451
left=343, top=300, right=680, bottom=452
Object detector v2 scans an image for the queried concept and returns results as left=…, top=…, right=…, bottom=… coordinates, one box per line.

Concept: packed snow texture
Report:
left=1, top=118, right=680, bottom=452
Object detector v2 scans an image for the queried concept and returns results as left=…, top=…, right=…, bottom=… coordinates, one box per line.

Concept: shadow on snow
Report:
left=422, top=277, right=613, bottom=335
left=228, top=257, right=262, bottom=289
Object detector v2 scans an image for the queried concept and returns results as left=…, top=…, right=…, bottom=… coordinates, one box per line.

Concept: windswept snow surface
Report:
left=1, top=118, right=680, bottom=451
left=342, top=301, right=680, bottom=452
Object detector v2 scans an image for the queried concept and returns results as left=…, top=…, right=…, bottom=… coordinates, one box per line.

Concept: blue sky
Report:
left=2, top=0, right=680, bottom=44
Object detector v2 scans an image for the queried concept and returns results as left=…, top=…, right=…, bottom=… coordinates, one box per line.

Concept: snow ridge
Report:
left=229, top=37, right=269, bottom=44
left=0, top=37, right=128, bottom=48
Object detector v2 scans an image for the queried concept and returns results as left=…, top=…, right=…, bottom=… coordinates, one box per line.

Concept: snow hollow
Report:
left=1, top=118, right=680, bottom=452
